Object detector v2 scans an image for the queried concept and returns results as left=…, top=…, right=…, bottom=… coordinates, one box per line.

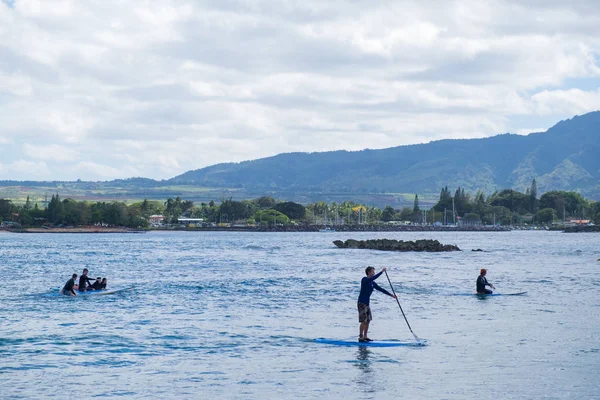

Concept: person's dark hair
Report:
left=72, top=273, right=77, bottom=278
left=96, top=277, right=102, bottom=280
left=83, top=268, right=88, bottom=273
left=365, top=266, right=375, bottom=275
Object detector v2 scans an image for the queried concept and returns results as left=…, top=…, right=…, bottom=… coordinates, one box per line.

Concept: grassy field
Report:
left=0, top=184, right=437, bottom=208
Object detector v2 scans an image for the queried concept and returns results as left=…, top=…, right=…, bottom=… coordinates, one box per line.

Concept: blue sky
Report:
left=1, top=0, right=599, bottom=181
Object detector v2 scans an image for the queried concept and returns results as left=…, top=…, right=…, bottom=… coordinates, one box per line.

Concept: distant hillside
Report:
left=2, top=112, right=599, bottom=206
left=169, top=112, right=600, bottom=200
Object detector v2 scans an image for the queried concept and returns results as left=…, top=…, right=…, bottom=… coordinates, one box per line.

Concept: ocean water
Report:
left=0, top=230, right=599, bottom=399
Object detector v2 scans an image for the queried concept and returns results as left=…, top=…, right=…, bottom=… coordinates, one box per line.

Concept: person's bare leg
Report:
left=359, top=322, right=367, bottom=338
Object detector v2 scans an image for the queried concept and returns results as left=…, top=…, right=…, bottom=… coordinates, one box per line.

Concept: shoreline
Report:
left=5, top=224, right=594, bottom=233
left=4, top=225, right=513, bottom=233
left=6, top=227, right=146, bottom=234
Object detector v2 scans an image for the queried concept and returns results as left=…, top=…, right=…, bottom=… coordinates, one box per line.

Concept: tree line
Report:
left=1, top=181, right=599, bottom=228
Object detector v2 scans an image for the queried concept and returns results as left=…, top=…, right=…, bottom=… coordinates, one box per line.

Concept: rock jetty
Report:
left=333, top=239, right=460, bottom=252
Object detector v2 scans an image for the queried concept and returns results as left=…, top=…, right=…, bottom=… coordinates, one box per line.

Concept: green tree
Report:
left=539, top=191, right=588, bottom=218
left=453, top=187, right=473, bottom=216
left=164, top=197, right=183, bottom=223
left=195, top=201, right=219, bottom=223
left=90, top=202, right=106, bottom=224
left=381, top=206, right=396, bottom=222
left=219, top=198, right=250, bottom=222
left=181, top=200, right=195, bottom=216
left=274, top=201, right=306, bottom=220
left=462, top=212, right=481, bottom=226
left=536, top=208, right=556, bottom=224
left=413, top=194, right=420, bottom=212
left=24, top=195, right=32, bottom=211
left=433, top=186, right=453, bottom=212
left=0, top=199, right=15, bottom=222
left=255, top=196, right=277, bottom=209
left=103, top=202, right=126, bottom=225
left=46, top=194, right=65, bottom=224
left=254, top=209, right=290, bottom=225
left=591, top=201, right=600, bottom=224
left=529, top=179, right=538, bottom=213
left=62, top=199, right=91, bottom=225
left=489, top=189, right=528, bottom=214
left=141, top=199, right=149, bottom=213
left=473, top=190, right=486, bottom=217
left=366, top=206, right=382, bottom=223
left=482, top=205, right=512, bottom=225
left=398, top=207, right=413, bottom=221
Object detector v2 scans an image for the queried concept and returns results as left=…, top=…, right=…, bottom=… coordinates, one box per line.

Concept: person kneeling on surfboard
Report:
left=62, top=274, right=78, bottom=296
left=90, top=277, right=103, bottom=290
left=78, top=268, right=95, bottom=292
left=357, top=266, right=396, bottom=342
left=476, top=268, right=495, bottom=294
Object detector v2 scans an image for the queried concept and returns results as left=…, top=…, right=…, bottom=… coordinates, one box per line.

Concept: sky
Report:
left=1, top=0, right=600, bottom=181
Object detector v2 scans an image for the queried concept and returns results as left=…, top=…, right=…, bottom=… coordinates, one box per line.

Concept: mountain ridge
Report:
left=169, top=111, right=600, bottom=199
left=2, top=112, right=599, bottom=204
left=168, top=111, right=600, bottom=200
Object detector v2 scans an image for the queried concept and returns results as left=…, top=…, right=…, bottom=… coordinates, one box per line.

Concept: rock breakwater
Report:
left=333, top=238, right=460, bottom=252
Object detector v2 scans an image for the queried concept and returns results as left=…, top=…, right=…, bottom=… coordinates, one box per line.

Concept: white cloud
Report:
left=531, top=88, right=600, bottom=115
left=74, top=161, right=139, bottom=180
left=0, top=0, right=599, bottom=180
left=23, top=143, right=80, bottom=162
left=515, top=128, right=546, bottom=135
left=0, top=159, right=51, bottom=179
left=0, top=71, right=33, bottom=96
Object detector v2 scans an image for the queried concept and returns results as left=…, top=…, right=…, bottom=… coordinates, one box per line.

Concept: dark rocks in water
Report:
left=333, top=239, right=460, bottom=252
left=563, top=225, right=600, bottom=233
left=472, top=249, right=484, bottom=252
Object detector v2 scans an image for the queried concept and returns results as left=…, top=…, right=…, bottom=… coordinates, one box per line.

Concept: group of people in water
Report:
left=62, top=268, right=107, bottom=296
left=357, top=266, right=495, bottom=342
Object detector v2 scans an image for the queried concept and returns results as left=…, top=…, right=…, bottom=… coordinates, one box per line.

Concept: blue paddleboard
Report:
left=56, top=287, right=134, bottom=296
left=314, top=338, right=427, bottom=347
left=475, top=291, right=527, bottom=296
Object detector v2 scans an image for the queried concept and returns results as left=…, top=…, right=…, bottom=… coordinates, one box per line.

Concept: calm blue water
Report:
left=1, top=230, right=599, bottom=399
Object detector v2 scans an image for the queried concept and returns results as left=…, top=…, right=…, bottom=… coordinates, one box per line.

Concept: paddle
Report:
left=384, top=270, right=421, bottom=343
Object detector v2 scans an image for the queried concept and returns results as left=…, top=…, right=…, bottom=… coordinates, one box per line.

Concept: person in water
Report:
left=62, top=274, right=78, bottom=296
left=90, top=277, right=103, bottom=290
left=78, top=268, right=95, bottom=292
left=357, top=266, right=396, bottom=342
left=476, top=268, right=495, bottom=294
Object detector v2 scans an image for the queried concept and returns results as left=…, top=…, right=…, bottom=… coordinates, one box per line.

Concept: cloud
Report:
left=0, top=0, right=599, bottom=180
left=531, top=88, right=600, bottom=115
left=74, top=161, right=140, bottom=180
left=0, top=159, right=51, bottom=179
left=23, top=143, right=80, bottom=162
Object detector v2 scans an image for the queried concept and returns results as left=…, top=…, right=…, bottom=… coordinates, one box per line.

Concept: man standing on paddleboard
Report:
left=358, top=266, right=396, bottom=342
left=476, top=268, right=495, bottom=294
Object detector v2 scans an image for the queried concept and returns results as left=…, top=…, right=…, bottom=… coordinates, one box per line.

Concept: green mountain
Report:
left=169, top=111, right=600, bottom=200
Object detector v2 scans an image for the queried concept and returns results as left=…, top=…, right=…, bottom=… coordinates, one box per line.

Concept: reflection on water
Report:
left=354, top=346, right=375, bottom=394
left=476, top=294, right=491, bottom=301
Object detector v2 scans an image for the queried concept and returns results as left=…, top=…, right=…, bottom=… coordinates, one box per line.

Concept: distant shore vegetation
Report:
left=1, top=180, right=599, bottom=229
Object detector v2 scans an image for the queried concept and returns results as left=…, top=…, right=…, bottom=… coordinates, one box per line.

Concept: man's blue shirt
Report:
left=358, top=271, right=393, bottom=304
